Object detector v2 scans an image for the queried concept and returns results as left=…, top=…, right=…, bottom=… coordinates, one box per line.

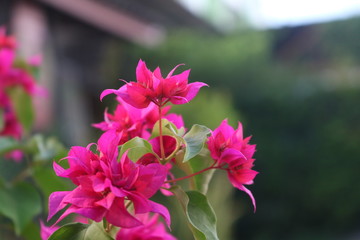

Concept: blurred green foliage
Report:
left=0, top=135, right=70, bottom=240
left=128, top=17, right=360, bottom=239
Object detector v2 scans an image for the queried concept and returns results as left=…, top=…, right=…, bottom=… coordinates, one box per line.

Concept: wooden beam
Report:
left=36, top=0, right=165, bottom=47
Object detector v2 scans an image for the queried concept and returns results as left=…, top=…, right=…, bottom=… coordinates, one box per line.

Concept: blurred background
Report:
left=1, top=0, right=360, bottom=239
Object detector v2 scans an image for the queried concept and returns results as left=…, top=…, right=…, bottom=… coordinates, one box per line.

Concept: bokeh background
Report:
left=1, top=0, right=360, bottom=239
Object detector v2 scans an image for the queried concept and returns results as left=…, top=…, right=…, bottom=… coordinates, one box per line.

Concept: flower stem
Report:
left=165, top=163, right=217, bottom=184
left=158, top=106, right=166, bottom=160
left=105, top=222, right=113, bottom=233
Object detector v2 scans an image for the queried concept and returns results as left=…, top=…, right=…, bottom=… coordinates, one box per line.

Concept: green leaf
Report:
left=33, top=166, right=70, bottom=196
left=0, top=137, right=21, bottom=155
left=189, top=152, right=216, bottom=194
left=171, top=186, right=219, bottom=240
left=49, top=222, right=114, bottom=240
left=119, top=137, right=154, bottom=162
left=151, top=119, right=180, bottom=138
left=170, top=186, right=205, bottom=240
left=187, top=191, right=219, bottom=240
left=0, top=156, right=27, bottom=182
left=26, top=135, right=67, bottom=162
left=0, top=182, right=42, bottom=235
left=8, top=87, right=34, bottom=132
left=183, top=124, right=211, bottom=162
left=21, top=221, right=41, bottom=240
left=33, top=165, right=72, bottom=209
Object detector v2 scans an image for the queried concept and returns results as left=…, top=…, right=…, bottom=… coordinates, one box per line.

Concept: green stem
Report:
left=158, top=106, right=166, bottom=160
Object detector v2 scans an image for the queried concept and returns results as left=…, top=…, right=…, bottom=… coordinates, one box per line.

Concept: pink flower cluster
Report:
left=93, top=98, right=184, bottom=144
left=48, top=130, right=170, bottom=228
left=0, top=27, right=41, bottom=161
left=101, top=59, right=207, bottom=108
left=207, top=119, right=258, bottom=209
left=48, top=59, right=258, bottom=239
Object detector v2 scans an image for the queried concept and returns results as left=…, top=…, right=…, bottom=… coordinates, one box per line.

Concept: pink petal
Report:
left=63, top=187, right=101, bottom=208
left=116, top=213, right=177, bottom=240
left=0, top=49, right=14, bottom=72
left=92, top=175, right=110, bottom=192
left=149, top=200, right=171, bottom=228
left=242, top=144, right=256, bottom=160
left=220, top=148, right=247, bottom=165
left=97, top=130, right=120, bottom=162
left=166, top=64, right=185, bottom=78
left=135, top=163, right=167, bottom=197
left=106, top=198, right=142, bottom=228
left=231, top=168, right=259, bottom=185
left=127, top=192, right=151, bottom=214
left=109, top=184, right=127, bottom=197
left=233, top=184, right=256, bottom=212
left=100, top=88, right=119, bottom=101
left=165, top=113, right=185, bottom=129
left=92, top=121, right=110, bottom=131
left=168, top=69, right=190, bottom=85
left=168, top=96, right=188, bottom=105
left=53, top=162, right=65, bottom=177
left=95, top=192, right=116, bottom=210
left=118, top=97, right=142, bottom=120
left=48, top=191, right=71, bottom=221
left=160, top=183, right=174, bottom=196
left=77, top=175, right=96, bottom=191
left=234, top=122, right=243, bottom=142
left=40, top=220, right=59, bottom=240
left=56, top=205, right=106, bottom=224
left=6, top=150, right=23, bottom=162
left=136, top=59, right=153, bottom=86
left=67, top=146, right=96, bottom=172
left=182, top=81, right=208, bottom=103
left=216, top=119, right=235, bottom=140
left=153, top=67, right=163, bottom=79
left=125, top=84, right=151, bottom=108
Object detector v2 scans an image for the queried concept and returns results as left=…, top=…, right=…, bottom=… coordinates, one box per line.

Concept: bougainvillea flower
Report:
left=100, top=59, right=207, bottom=108
left=0, top=93, right=22, bottom=140
left=219, top=148, right=258, bottom=209
left=207, top=119, right=258, bottom=209
left=94, top=98, right=185, bottom=145
left=93, top=99, right=170, bottom=144
left=48, top=130, right=170, bottom=228
left=207, top=119, right=255, bottom=160
left=0, top=28, right=42, bottom=162
left=0, top=27, right=16, bottom=49
left=116, top=213, right=177, bottom=240
left=0, top=47, right=43, bottom=95
left=0, top=96, right=24, bottom=162
left=0, top=48, right=14, bottom=75
left=40, top=220, right=60, bottom=240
